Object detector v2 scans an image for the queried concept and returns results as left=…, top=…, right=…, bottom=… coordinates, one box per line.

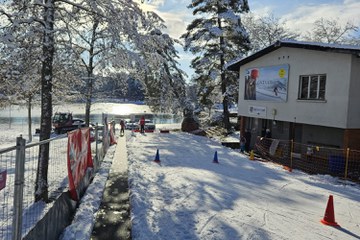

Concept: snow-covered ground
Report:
left=1, top=104, right=360, bottom=239
left=126, top=132, right=360, bottom=240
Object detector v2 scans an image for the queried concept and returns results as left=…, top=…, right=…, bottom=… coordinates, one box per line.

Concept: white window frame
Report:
left=298, top=74, right=326, bottom=100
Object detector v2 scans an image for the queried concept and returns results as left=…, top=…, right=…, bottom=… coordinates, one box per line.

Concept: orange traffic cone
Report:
left=283, top=166, right=292, bottom=172
left=321, top=195, right=340, bottom=226
left=213, top=151, right=219, bottom=163
left=154, top=149, right=161, bottom=163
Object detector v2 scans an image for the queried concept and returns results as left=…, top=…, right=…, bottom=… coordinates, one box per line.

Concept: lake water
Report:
left=0, top=102, right=183, bottom=126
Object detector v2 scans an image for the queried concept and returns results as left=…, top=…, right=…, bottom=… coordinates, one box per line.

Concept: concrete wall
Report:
left=271, top=121, right=291, bottom=140
left=301, top=125, right=344, bottom=148
left=347, top=55, right=360, bottom=128
left=238, top=47, right=355, bottom=129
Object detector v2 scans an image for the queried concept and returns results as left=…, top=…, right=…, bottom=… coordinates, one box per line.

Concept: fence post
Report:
left=290, top=139, right=294, bottom=169
left=344, top=148, right=350, bottom=179
left=12, top=136, right=26, bottom=240
left=95, top=123, right=99, bottom=167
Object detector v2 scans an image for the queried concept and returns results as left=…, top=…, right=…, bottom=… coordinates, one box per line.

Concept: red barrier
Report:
left=109, top=123, right=117, bottom=145
left=0, top=170, right=6, bottom=191
left=67, top=128, right=93, bottom=201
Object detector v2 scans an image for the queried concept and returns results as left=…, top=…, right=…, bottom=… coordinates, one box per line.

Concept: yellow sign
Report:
left=278, top=69, right=286, bottom=78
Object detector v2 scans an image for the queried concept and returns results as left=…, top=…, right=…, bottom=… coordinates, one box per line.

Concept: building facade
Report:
left=227, top=40, right=360, bottom=150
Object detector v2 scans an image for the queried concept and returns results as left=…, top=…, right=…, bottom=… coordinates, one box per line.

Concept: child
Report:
left=240, top=136, right=246, bottom=153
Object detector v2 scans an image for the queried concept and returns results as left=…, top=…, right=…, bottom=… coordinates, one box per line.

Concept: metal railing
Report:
left=0, top=123, right=111, bottom=240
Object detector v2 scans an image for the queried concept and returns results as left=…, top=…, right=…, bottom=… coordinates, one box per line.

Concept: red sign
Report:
left=109, top=123, right=117, bottom=145
left=0, top=170, right=6, bottom=191
left=67, top=128, right=93, bottom=201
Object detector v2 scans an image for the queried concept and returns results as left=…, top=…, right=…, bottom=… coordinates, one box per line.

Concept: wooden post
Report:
left=344, top=148, right=350, bottom=179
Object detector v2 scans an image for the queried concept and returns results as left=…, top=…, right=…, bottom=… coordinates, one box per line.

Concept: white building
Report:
left=227, top=40, right=360, bottom=150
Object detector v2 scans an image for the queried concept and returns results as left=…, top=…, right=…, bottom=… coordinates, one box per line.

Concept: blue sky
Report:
left=139, top=0, right=360, bottom=80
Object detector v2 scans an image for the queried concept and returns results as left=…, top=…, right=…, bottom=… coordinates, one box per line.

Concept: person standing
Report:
left=244, top=129, right=251, bottom=152
left=139, top=116, right=145, bottom=133
left=240, top=136, right=246, bottom=153
left=120, top=119, right=125, bottom=136
left=265, top=128, right=272, bottom=138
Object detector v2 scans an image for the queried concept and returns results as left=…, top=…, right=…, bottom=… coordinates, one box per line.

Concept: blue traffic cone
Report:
left=213, top=151, right=219, bottom=163
left=154, top=149, right=161, bottom=163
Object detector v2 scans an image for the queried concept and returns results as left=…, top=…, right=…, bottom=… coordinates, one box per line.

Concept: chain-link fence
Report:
left=0, top=123, right=111, bottom=240
left=0, top=145, right=16, bottom=240
left=254, top=136, right=360, bottom=182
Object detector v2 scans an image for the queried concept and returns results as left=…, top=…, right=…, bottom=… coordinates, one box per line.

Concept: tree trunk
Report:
left=217, top=13, right=231, bottom=131
left=85, top=19, right=98, bottom=126
left=85, top=75, right=93, bottom=126
left=221, top=67, right=230, bottom=130
left=35, top=0, right=55, bottom=202
left=27, top=96, right=32, bottom=143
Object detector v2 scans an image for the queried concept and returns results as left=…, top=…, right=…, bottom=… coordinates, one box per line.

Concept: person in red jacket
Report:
left=139, top=116, right=145, bottom=133
left=120, top=119, right=125, bottom=136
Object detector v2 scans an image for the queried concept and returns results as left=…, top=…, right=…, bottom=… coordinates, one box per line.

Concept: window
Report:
left=298, top=74, right=326, bottom=100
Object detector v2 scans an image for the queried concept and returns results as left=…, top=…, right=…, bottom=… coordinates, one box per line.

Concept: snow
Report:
left=125, top=132, right=360, bottom=240
left=1, top=110, right=360, bottom=239
left=280, top=39, right=360, bottom=51
left=59, top=149, right=114, bottom=240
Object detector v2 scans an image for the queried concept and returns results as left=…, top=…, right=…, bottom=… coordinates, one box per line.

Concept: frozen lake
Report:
left=0, top=102, right=183, bottom=126
left=0, top=102, right=182, bottom=147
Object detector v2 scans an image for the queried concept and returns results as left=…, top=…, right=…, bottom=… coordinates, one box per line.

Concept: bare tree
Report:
left=304, top=18, right=358, bottom=44
left=0, top=0, right=146, bottom=201
left=243, top=13, right=299, bottom=52
left=0, top=46, right=41, bottom=142
left=0, top=0, right=186, bottom=201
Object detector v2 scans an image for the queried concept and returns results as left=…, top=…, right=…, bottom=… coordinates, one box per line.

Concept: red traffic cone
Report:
left=213, top=151, right=219, bottom=163
left=154, top=149, right=161, bottom=163
left=321, top=195, right=340, bottom=226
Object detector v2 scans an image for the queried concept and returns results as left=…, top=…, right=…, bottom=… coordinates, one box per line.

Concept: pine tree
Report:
left=132, top=13, right=187, bottom=114
left=182, top=0, right=251, bottom=130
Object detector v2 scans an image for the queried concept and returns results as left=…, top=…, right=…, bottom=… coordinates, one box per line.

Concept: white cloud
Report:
left=275, top=1, right=360, bottom=36
left=138, top=0, right=166, bottom=12
left=158, top=10, right=193, bottom=39
left=139, top=1, right=193, bottom=39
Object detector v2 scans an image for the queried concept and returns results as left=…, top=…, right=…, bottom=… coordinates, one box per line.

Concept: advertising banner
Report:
left=0, top=170, right=6, bottom=191
left=67, top=128, right=93, bottom=201
left=244, top=64, right=289, bottom=102
left=109, top=123, right=117, bottom=145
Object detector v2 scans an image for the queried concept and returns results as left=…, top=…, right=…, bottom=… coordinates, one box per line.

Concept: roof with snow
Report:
left=227, top=40, right=360, bottom=71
